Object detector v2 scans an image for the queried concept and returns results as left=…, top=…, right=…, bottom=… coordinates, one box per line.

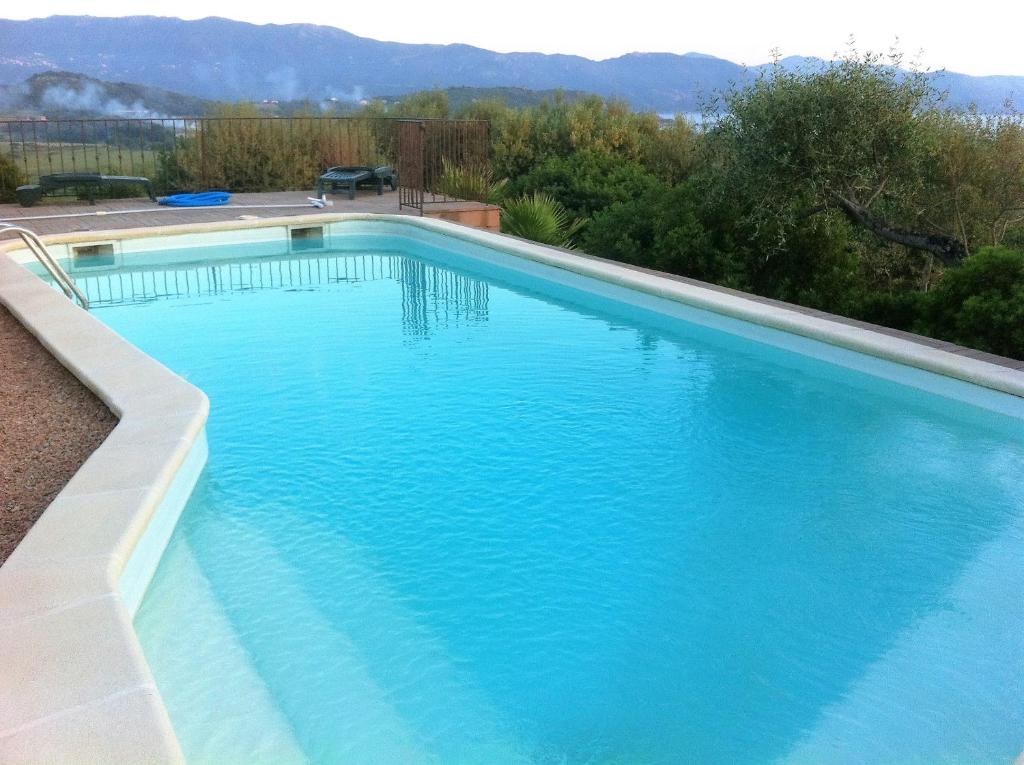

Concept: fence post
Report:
left=199, top=119, right=208, bottom=189
left=397, top=119, right=426, bottom=214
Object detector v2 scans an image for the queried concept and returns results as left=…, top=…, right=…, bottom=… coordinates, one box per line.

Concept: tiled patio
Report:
left=0, top=190, right=415, bottom=237
left=1, top=189, right=501, bottom=238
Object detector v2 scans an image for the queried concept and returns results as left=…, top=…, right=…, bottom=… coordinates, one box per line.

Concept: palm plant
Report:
left=500, top=192, right=587, bottom=249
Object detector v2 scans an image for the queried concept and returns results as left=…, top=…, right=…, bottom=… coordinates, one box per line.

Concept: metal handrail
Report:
left=0, top=223, right=89, bottom=309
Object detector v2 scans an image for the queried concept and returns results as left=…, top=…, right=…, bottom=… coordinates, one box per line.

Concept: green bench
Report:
left=15, top=173, right=157, bottom=207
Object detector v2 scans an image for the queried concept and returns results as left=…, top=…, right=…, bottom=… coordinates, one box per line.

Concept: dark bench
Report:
left=15, top=173, right=158, bottom=207
left=316, top=166, right=397, bottom=201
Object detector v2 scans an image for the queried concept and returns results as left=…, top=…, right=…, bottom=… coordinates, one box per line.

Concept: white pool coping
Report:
left=0, top=213, right=1022, bottom=763
left=0, top=249, right=208, bottom=762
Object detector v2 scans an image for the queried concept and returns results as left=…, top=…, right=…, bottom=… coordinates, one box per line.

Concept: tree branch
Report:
left=864, top=176, right=889, bottom=207
left=829, top=191, right=968, bottom=266
left=798, top=203, right=829, bottom=219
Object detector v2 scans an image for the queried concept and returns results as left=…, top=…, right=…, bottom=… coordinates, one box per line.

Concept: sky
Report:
left=4, top=0, right=1023, bottom=77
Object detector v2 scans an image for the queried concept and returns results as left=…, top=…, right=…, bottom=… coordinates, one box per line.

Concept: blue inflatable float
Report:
left=158, top=191, right=232, bottom=207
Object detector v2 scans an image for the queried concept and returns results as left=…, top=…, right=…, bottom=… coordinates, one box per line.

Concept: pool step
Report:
left=189, top=509, right=526, bottom=763
left=134, top=534, right=311, bottom=765
left=189, top=514, right=434, bottom=763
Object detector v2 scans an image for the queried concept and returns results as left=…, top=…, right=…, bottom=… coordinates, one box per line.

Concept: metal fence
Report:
left=0, top=116, right=490, bottom=206
left=397, top=119, right=492, bottom=212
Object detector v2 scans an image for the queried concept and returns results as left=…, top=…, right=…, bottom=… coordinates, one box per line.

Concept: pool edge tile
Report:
left=0, top=685, right=183, bottom=765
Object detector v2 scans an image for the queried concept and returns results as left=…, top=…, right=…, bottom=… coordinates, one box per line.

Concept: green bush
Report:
left=581, top=181, right=734, bottom=284
left=917, top=246, right=1024, bottom=359
left=581, top=180, right=868, bottom=311
left=505, top=150, right=662, bottom=221
left=482, top=96, right=667, bottom=180
left=434, top=158, right=507, bottom=203
left=752, top=215, right=868, bottom=313
left=848, top=291, right=926, bottom=332
left=0, top=152, right=27, bottom=203
left=639, top=116, right=700, bottom=183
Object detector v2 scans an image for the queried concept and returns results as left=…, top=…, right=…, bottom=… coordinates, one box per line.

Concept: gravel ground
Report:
left=0, top=305, right=117, bottom=566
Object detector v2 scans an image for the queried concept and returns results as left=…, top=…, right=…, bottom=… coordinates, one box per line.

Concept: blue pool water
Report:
left=83, top=225, right=1023, bottom=764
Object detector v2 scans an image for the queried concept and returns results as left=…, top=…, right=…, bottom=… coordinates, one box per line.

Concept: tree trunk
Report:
left=830, top=192, right=968, bottom=266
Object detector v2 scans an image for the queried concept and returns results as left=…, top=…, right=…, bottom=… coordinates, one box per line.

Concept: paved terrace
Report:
left=0, top=189, right=425, bottom=235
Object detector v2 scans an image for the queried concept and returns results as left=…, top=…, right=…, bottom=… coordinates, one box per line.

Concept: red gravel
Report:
left=0, top=305, right=117, bottom=566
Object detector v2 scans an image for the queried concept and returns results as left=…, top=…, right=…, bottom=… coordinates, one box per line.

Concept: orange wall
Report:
left=423, top=204, right=501, bottom=232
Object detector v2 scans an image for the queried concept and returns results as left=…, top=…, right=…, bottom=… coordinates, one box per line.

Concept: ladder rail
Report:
left=0, top=223, right=89, bottom=309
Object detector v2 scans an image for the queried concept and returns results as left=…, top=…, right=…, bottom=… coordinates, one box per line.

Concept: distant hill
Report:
left=0, top=70, right=212, bottom=117
left=0, top=16, right=1021, bottom=113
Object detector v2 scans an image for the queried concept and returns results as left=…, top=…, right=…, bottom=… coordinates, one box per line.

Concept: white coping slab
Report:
left=0, top=213, right=1022, bottom=763
left=0, top=246, right=208, bottom=763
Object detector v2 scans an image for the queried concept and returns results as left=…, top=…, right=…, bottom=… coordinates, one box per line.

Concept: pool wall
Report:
left=1, top=213, right=1023, bottom=763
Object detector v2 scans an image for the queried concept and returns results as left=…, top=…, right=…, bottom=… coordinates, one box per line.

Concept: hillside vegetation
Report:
left=379, top=56, right=1024, bottom=359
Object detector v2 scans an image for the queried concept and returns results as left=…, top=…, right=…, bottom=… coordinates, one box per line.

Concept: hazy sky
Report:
left=5, top=1, right=1023, bottom=76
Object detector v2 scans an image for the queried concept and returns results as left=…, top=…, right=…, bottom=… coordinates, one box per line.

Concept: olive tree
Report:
left=709, top=52, right=968, bottom=265
left=919, top=110, right=1024, bottom=255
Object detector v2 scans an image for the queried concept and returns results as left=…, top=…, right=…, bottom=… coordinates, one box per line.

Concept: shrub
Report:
left=848, top=291, right=926, bottom=333
left=505, top=150, right=661, bottom=221
left=483, top=96, right=664, bottom=180
left=434, top=158, right=507, bottom=203
left=0, top=152, right=27, bottom=203
left=917, top=246, right=1024, bottom=359
left=918, top=111, right=1024, bottom=253
left=639, top=116, right=700, bottom=184
left=581, top=181, right=728, bottom=281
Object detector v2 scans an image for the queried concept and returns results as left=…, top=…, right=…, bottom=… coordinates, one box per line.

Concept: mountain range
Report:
left=1, top=15, right=1021, bottom=113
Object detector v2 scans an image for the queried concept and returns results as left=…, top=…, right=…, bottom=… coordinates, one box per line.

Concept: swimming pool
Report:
left=40, top=218, right=1024, bottom=762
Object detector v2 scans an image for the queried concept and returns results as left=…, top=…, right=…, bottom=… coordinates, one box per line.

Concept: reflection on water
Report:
left=76, top=250, right=490, bottom=338
left=397, top=257, right=489, bottom=338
